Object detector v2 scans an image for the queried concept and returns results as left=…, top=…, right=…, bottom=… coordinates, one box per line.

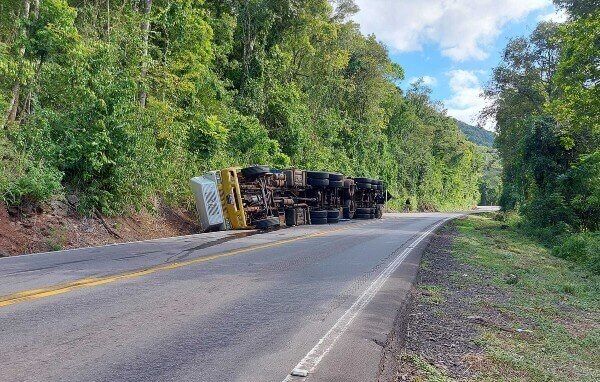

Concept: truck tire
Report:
left=307, top=178, right=329, bottom=187
left=353, top=177, right=370, bottom=183
left=343, top=179, right=355, bottom=188
left=328, top=173, right=344, bottom=181
left=370, top=213, right=375, bottom=219
left=311, top=217, right=328, bottom=225
left=355, top=182, right=372, bottom=190
left=328, top=180, right=344, bottom=188
left=327, top=217, right=339, bottom=224
left=241, top=165, right=270, bottom=179
left=356, top=207, right=371, bottom=215
left=285, top=209, right=296, bottom=227
left=327, top=210, right=340, bottom=219
left=310, top=210, right=328, bottom=219
left=306, top=171, right=329, bottom=179
left=254, top=217, right=280, bottom=229
left=355, top=213, right=371, bottom=219
left=342, top=207, right=354, bottom=219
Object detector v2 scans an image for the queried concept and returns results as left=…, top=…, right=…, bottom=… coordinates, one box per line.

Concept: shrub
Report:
left=553, top=232, right=600, bottom=274
left=0, top=144, right=63, bottom=206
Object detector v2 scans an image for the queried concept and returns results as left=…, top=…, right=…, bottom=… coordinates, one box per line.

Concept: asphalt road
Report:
left=0, top=212, right=463, bottom=382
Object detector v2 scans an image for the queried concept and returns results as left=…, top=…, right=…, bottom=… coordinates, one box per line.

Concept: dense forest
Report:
left=0, top=0, right=483, bottom=215
left=485, top=0, right=599, bottom=272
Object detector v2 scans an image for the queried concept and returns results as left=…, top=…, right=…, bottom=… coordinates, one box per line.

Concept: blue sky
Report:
left=353, top=0, right=566, bottom=130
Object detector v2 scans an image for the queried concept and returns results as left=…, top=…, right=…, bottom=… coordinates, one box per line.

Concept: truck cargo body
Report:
left=191, top=166, right=386, bottom=231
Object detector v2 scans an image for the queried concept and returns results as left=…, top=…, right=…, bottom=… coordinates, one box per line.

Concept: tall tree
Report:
left=3, top=0, right=30, bottom=127
left=139, top=0, right=152, bottom=107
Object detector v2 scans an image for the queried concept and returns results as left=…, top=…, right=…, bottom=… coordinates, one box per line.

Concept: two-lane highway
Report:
left=0, top=212, right=460, bottom=382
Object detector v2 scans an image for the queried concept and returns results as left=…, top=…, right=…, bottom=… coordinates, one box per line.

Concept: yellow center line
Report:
left=0, top=220, right=378, bottom=308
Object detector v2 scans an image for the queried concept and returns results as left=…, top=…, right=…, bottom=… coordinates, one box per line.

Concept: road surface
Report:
left=0, top=212, right=463, bottom=382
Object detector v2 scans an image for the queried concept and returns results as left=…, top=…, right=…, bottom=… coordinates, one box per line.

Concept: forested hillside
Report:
left=485, top=0, right=599, bottom=272
left=455, top=119, right=495, bottom=147
left=0, top=0, right=482, bottom=215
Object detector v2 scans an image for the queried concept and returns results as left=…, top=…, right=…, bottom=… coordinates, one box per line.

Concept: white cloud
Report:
left=409, top=75, right=438, bottom=87
left=354, top=0, right=550, bottom=61
left=444, top=70, right=494, bottom=130
left=538, top=8, right=569, bottom=23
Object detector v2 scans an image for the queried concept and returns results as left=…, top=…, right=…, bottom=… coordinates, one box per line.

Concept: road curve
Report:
left=0, top=212, right=461, bottom=382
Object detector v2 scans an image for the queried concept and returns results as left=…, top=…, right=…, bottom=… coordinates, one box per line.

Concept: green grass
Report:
left=419, top=284, right=447, bottom=305
left=453, top=214, right=600, bottom=382
left=45, top=227, right=67, bottom=252
left=401, top=353, right=454, bottom=382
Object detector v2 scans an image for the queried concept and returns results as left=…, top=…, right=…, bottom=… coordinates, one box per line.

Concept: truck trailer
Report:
left=190, top=166, right=386, bottom=231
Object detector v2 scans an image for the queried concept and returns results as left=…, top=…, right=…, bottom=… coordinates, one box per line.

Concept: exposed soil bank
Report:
left=0, top=200, right=200, bottom=257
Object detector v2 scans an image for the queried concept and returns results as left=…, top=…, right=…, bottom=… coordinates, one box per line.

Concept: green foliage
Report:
left=0, top=136, right=62, bottom=206
left=0, top=0, right=482, bottom=214
left=549, top=12, right=600, bottom=154
left=487, top=7, right=598, bottom=269
left=478, top=147, right=502, bottom=206
left=553, top=0, right=600, bottom=18
left=553, top=232, right=600, bottom=274
left=456, top=119, right=496, bottom=147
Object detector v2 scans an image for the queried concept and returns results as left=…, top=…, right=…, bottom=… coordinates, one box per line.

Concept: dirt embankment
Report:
left=0, top=199, right=200, bottom=257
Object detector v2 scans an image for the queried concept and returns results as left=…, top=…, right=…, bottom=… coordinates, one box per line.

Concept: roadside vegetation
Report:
left=0, top=0, right=483, bottom=216
left=399, top=213, right=600, bottom=382
left=484, top=0, right=599, bottom=273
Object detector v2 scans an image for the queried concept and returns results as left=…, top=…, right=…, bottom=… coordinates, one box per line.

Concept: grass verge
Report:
left=400, top=213, right=600, bottom=381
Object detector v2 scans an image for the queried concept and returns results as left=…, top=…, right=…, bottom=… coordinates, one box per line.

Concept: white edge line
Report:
left=283, top=217, right=453, bottom=381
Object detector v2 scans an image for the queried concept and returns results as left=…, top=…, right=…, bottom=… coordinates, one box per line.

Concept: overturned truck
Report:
left=190, top=166, right=386, bottom=231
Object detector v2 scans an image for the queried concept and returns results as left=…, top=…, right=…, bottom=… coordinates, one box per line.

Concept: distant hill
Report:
left=455, top=119, right=495, bottom=147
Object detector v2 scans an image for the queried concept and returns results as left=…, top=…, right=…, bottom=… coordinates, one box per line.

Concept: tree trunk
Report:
left=3, top=0, right=31, bottom=128
left=139, top=0, right=152, bottom=108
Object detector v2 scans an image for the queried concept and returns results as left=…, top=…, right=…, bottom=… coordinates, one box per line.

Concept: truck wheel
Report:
left=342, top=207, right=354, bottom=219
left=310, top=210, right=328, bottom=219
left=254, top=217, right=280, bottom=230
left=353, top=177, right=370, bottom=183
left=356, top=207, right=371, bottom=214
left=328, top=173, right=344, bottom=181
left=328, top=180, right=344, bottom=188
left=241, top=165, right=270, bottom=179
left=355, top=182, right=372, bottom=190
left=355, top=214, right=371, bottom=219
left=327, top=210, right=340, bottom=219
left=307, top=178, right=329, bottom=187
left=311, top=217, right=328, bottom=225
left=306, top=171, right=329, bottom=179
left=285, top=209, right=297, bottom=227
left=327, top=217, right=339, bottom=224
